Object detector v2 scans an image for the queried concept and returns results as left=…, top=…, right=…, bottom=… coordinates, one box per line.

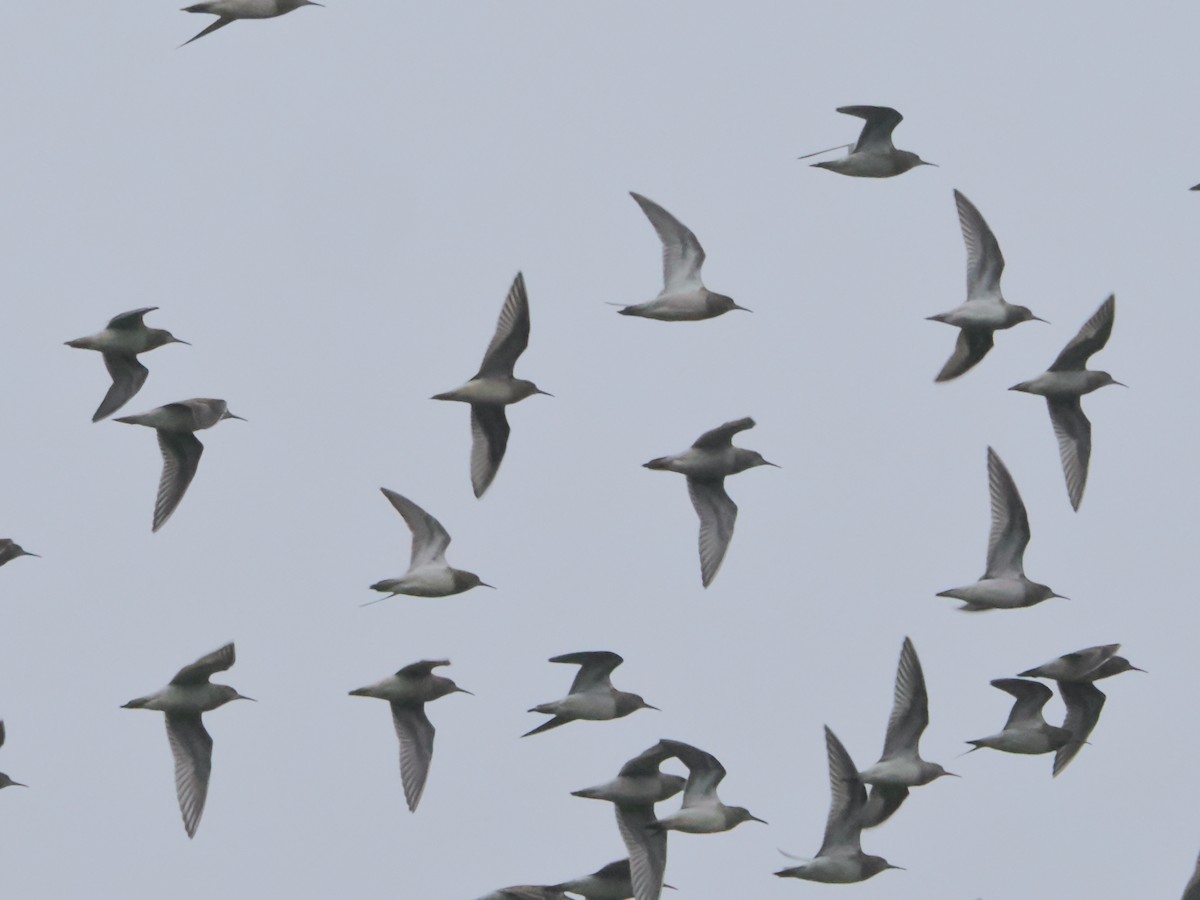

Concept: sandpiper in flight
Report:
left=1010, top=295, right=1123, bottom=510
left=349, top=660, right=470, bottom=811
left=433, top=272, right=550, bottom=498
left=936, top=447, right=1065, bottom=611
left=643, top=417, right=777, bottom=587
left=366, top=488, right=492, bottom=601
left=115, top=398, right=244, bottom=532
left=66, top=307, right=188, bottom=421
left=928, top=190, right=1047, bottom=381
left=122, top=643, right=253, bottom=837
left=858, top=638, right=956, bottom=828
left=617, top=193, right=749, bottom=320
left=180, top=0, right=323, bottom=47
left=803, top=106, right=935, bottom=177
left=524, top=652, right=657, bottom=737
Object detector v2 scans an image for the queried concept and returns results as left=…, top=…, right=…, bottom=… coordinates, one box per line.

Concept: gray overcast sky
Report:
left=0, top=2, right=1196, bottom=898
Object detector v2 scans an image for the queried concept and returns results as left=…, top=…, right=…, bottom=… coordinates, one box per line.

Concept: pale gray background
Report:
left=0, top=2, right=1193, bottom=898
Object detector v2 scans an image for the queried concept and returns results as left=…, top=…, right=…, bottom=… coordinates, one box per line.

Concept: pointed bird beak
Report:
left=749, top=814, right=769, bottom=824
left=943, top=771, right=962, bottom=778
left=454, top=687, right=475, bottom=696
left=887, top=864, right=907, bottom=871
left=1032, top=316, right=1051, bottom=323
left=1113, top=380, right=1129, bottom=387
left=644, top=703, right=661, bottom=711
left=224, top=412, right=247, bottom=421
left=173, top=339, right=192, bottom=346
left=236, top=694, right=257, bottom=702
left=1129, top=666, right=1148, bottom=673
left=733, top=304, right=753, bottom=312
left=920, top=161, right=938, bottom=168
left=478, top=582, right=496, bottom=589
left=1052, top=594, right=1071, bottom=601
left=762, top=460, right=782, bottom=468
left=22, top=552, right=40, bottom=558
left=536, top=390, right=554, bottom=397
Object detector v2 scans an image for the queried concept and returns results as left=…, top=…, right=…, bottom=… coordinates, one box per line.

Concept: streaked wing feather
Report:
left=630, top=192, right=706, bottom=294
left=171, top=643, right=236, bottom=685
left=380, top=489, right=452, bottom=567
left=469, top=405, right=510, bottom=498
left=391, top=703, right=436, bottom=812
left=152, top=430, right=204, bottom=532
left=1047, top=398, right=1092, bottom=511
left=617, top=805, right=667, bottom=900
left=880, top=637, right=929, bottom=760
left=819, top=726, right=865, bottom=856
left=1053, top=682, right=1105, bottom=777
left=954, top=190, right=1005, bottom=299
left=476, top=273, right=531, bottom=378
left=983, top=447, right=1030, bottom=578
left=687, top=479, right=737, bottom=588
left=165, top=713, right=213, bottom=838
left=1049, top=295, right=1115, bottom=371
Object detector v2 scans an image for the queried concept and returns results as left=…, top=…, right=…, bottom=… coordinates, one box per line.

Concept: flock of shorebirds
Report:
left=1, top=5, right=1194, bottom=899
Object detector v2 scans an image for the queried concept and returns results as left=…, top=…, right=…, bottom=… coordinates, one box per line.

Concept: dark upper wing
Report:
left=659, top=740, right=726, bottom=807
left=687, top=479, right=737, bottom=588
left=1053, top=681, right=1106, bottom=777
left=818, top=726, right=866, bottom=857
left=165, top=713, right=213, bottom=838
left=1183, top=850, right=1200, bottom=900
left=391, top=703, right=436, bottom=812
left=476, top=272, right=530, bottom=378
left=860, top=784, right=909, bottom=830
left=171, top=643, right=236, bottom=685
left=983, top=447, right=1031, bottom=579
left=837, top=105, right=902, bottom=153
left=629, top=192, right=706, bottom=294
left=618, top=740, right=675, bottom=777
left=380, top=489, right=452, bottom=568
left=691, top=417, right=755, bottom=449
left=549, top=651, right=623, bottom=694
left=991, top=678, right=1053, bottom=729
left=181, top=15, right=235, bottom=47
left=153, top=430, right=205, bottom=532
left=880, top=637, right=929, bottom=760
left=1049, top=295, right=1115, bottom=372
left=469, top=405, right=510, bottom=499
left=934, top=327, right=994, bottom=382
left=616, top=805, right=667, bottom=900
left=1047, top=398, right=1092, bottom=511
left=954, top=190, right=1005, bottom=300
left=106, top=307, right=157, bottom=330
left=395, top=659, right=451, bottom=679
left=94, top=354, right=149, bottom=422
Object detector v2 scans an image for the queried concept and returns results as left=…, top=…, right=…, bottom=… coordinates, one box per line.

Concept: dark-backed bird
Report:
left=1010, top=295, right=1123, bottom=510
left=927, top=191, right=1046, bottom=381
left=432, top=273, right=550, bottom=498
left=121, top=643, right=253, bottom=837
